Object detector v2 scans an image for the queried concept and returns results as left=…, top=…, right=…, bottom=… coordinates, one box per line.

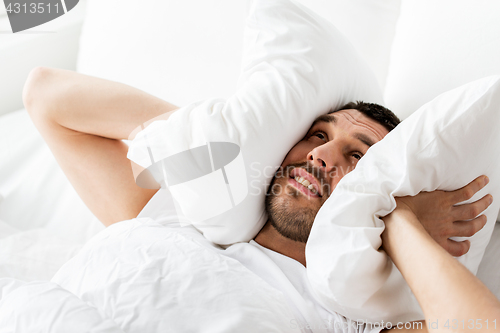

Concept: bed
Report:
left=0, top=0, right=499, bottom=331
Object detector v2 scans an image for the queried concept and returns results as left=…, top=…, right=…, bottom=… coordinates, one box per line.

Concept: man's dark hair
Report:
left=331, top=101, right=401, bottom=132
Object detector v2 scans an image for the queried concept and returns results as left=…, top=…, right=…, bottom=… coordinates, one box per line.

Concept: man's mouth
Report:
left=288, top=167, right=322, bottom=197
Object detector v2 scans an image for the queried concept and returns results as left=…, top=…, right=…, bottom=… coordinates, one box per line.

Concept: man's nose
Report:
left=306, top=142, right=339, bottom=172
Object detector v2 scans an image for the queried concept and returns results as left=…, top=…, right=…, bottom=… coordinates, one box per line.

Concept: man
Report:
left=255, top=102, right=485, bottom=266
left=23, top=67, right=499, bottom=332
left=256, top=102, right=397, bottom=266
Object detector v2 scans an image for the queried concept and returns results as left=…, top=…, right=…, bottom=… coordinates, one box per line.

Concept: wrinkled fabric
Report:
left=0, top=279, right=124, bottom=333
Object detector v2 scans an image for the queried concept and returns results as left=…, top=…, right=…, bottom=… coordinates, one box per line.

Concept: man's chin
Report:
left=265, top=191, right=318, bottom=244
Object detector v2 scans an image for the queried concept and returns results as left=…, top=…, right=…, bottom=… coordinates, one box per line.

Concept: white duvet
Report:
left=0, top=217, right=296, bottom=332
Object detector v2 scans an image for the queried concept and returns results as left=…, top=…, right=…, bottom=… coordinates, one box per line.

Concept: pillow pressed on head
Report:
left=127, top=0, right=382, bottom=244
left=306, top=75, right=500, bottom=323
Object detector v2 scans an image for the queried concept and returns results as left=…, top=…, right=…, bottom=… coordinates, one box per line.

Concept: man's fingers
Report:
left=452, top=194, right=493, bottom=220
left=446, top=213, right=488, bottom=257
left=446, top=239, right=471, bottom=257
left=451, top=176, right=489, bottom=204
left=452, top=215, right=488, bottom=237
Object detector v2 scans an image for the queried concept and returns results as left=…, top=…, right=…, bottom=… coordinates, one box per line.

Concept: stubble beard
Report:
left=264, top=162, right=327, bottom=243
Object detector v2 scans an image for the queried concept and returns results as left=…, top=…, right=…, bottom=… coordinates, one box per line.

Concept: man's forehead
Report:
left=310, top=109, right=388, bottom=141
left=312, top=109, right=365, bottom=126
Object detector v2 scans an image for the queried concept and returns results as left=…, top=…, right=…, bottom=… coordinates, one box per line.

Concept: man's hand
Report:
left=393, top=175, right=493, bottom=257
left=381, top=176, right=500, bottom=330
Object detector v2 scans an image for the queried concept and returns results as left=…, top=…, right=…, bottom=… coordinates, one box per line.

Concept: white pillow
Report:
left=306, top=76, right=500, bottom=323
left=127, top=0, right=382, bottom=244
left=384, top=0, right=500, bottom=120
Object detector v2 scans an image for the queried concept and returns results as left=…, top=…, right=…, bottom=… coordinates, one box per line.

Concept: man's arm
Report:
left=382, top=176, right=500, bottom=332
left=23, top=67, right=178, bottom=225
left=23, top=67, right=178, bottom=140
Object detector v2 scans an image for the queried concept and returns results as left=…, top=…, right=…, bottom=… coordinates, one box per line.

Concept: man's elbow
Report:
left=23, top=66, right=53, bottom=117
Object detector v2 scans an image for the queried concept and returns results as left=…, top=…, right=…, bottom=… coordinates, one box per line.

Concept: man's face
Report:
left=265, top=109, right=389, bottom=243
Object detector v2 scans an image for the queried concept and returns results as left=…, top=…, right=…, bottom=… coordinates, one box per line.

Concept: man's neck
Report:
left=254, top=221, right=307, bottom=267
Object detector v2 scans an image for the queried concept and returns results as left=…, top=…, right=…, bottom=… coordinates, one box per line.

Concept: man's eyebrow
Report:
left=311, top=114, right=337, bottom=128
left=355, top=133, right=375, bottom=147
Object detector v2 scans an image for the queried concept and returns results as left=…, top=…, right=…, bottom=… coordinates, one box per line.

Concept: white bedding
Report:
left=0, top=279, right=124, bottom=333
left=0, top=111, right=500, bottom=333
left=0, top=217, right=298, bottom=332
left=0, top=2, right=500, bottom=326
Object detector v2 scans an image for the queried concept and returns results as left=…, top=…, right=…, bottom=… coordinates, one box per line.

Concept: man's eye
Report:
left=352, top=152, right=363, bottom=160
left=310, top=131, right=327, bottom=141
